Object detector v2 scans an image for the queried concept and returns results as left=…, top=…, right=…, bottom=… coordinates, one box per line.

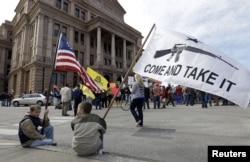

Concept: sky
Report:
left=1, top=0, right=249, bottom=70
left=118, top=0, right=250, bottom=70
left=0, top=0, right=19, bottom=24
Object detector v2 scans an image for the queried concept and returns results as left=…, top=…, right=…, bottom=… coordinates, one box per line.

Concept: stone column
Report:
left=68, top=26, right=74, bottom=46
left=85, top=33, right=90, bottom=65
left=46, top=18, right=53, bottom=59
left=22, top=25, right=29, bottom=63
left=96, top=27, right=101, bottom=65
left=111, top=33, right=116, bottom=67
left=35, top=15, right=44, bottom=60
left=123, top=39, right=127, bottom=69
left=133, top=44, right=136, bottom=59
left=12, top=40, right=17, bottom=67
left=32, top=17, right=38, bottom=59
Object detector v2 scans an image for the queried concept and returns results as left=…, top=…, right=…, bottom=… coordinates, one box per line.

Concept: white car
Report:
left=12, top=93, right=50, bottom=107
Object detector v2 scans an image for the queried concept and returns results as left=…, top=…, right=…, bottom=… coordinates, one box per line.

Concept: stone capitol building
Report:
left=0, top=0, right=143, bottom=97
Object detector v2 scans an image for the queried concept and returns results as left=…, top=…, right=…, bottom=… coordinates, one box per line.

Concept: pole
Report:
left=44, top=33, right=61, bottom=110
left=41, top=33, right=61, bottom=134
left=103, top=23, right=156, bottom=119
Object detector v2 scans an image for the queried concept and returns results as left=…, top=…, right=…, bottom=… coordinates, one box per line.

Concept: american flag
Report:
left=55, top=33, right=102, bottom=92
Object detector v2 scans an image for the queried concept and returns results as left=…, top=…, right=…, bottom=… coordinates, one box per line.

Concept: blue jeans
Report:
left=30, top=125, right=54, bottom=147
left=153, top=96, right=160, bottom=108
left=99, top=134, right=103, bottom=150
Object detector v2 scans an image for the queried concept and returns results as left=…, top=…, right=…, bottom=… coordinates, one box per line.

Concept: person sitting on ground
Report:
left=18, top=105, right=56, bottom=147
left=71, top=102, right=107, bottom=156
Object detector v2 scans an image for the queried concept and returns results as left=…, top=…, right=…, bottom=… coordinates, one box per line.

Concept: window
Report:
left=90, top=55, right=94, bottom=65
left=74, top=50, right=78, bottom=59
left=62, top=26, right=67, bottom=36
left=80, top=52, right=84, bottom=65
left=63, top=2, right=68, bottom=12
left=7, top=65, right=11, bottom=74
left=7, top=30, right=12, bottom=41
left=127, top=51, right=131, bottom=60
left=91, top=14, right=96, bottom=19
left=80, top=11, right=86, bottom=21
left=56, top=0, right=61, bottom=9
left=108, top=44, right=111, bottom=54
left=90, top=37, right=95, bottom=48
left=104, top=4, right=112, bottom=13
left=54, top=23, right=60, bottom=36
left=115, top=47, right=118, bottom=56
left=7, top=49, right=12, bottom=59
left=74, top=30, right=79, bottom=43
left=116, top=48, right=121, bottom=57
left=54, top=23, right=68, bottom=37
left=75, top=8, right=80, bottom=18
left=96, top=0, right=101, bottom=5
left=52, top=73, right=58, bottom=85
left=116, top=62, right=122, bottom=68
left=60, top=74, right=65, bottom=85
left=80, top=33, right=84, bottom=45
left=104, top=43, right=107, bottom=53
left=103, top=42, right=111, bottom=54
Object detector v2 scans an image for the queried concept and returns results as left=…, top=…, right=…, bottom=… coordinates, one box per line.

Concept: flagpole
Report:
left=103, top=23, right=156, bottom=119
left=41, top=33, right=61, bottom=134
left=44, top=33, right=61, bottom=110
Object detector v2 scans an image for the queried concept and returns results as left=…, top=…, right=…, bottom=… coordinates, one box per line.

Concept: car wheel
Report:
left=37, top=101, right=43, bottom=106
left=13, top=101, right=19, bottom=107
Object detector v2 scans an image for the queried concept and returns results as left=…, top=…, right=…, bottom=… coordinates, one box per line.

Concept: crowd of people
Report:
left=47, top=76, right=233, bottom=118
left=16, top=73, right=235, bottom=157
left=0, top=91, right=14, bottom=107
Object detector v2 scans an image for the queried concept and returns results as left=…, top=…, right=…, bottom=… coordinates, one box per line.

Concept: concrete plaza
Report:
left=0, top=103, right=250, bottom=162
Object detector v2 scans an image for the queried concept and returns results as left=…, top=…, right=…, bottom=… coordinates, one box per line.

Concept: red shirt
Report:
left=161, top=88, right=167, bottom=98
left=153, top=86, right=161, bottom=96
left=175, top=86, right=183, bottom=95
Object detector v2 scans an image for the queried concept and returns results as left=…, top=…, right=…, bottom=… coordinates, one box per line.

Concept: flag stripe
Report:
left=54, top=34, right=102, bottom=92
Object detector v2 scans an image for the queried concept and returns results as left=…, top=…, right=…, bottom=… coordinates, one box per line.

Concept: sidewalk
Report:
left=1, top=103, right=250, bottom=162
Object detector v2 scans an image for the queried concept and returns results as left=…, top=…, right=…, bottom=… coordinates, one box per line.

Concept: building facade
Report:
left=5, top=0, right=142, bottom=97
left=0, top=21, right=12, bottom=93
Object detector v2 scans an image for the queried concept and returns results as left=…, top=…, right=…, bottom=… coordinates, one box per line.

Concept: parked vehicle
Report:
left=12, top=93, right=51, bottom=107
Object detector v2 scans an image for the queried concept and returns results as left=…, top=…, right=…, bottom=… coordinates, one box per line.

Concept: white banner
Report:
left=133, top=28, right=250, bottom=108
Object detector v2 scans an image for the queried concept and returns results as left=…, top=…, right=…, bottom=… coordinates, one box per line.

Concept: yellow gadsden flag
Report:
left=80, top=84, right=95, bottom=99
left=86, top=67, right=108, bottom=90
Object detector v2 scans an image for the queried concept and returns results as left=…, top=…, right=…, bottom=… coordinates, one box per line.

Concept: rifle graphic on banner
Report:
left=154, top=43, right=238, bottom=70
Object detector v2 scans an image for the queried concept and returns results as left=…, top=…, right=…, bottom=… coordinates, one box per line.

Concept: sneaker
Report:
left=136, top=120, right=142, bottom=127
left=98, top=149, right=103, bottom=155
left=51, top=142, right=57, bottom=146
